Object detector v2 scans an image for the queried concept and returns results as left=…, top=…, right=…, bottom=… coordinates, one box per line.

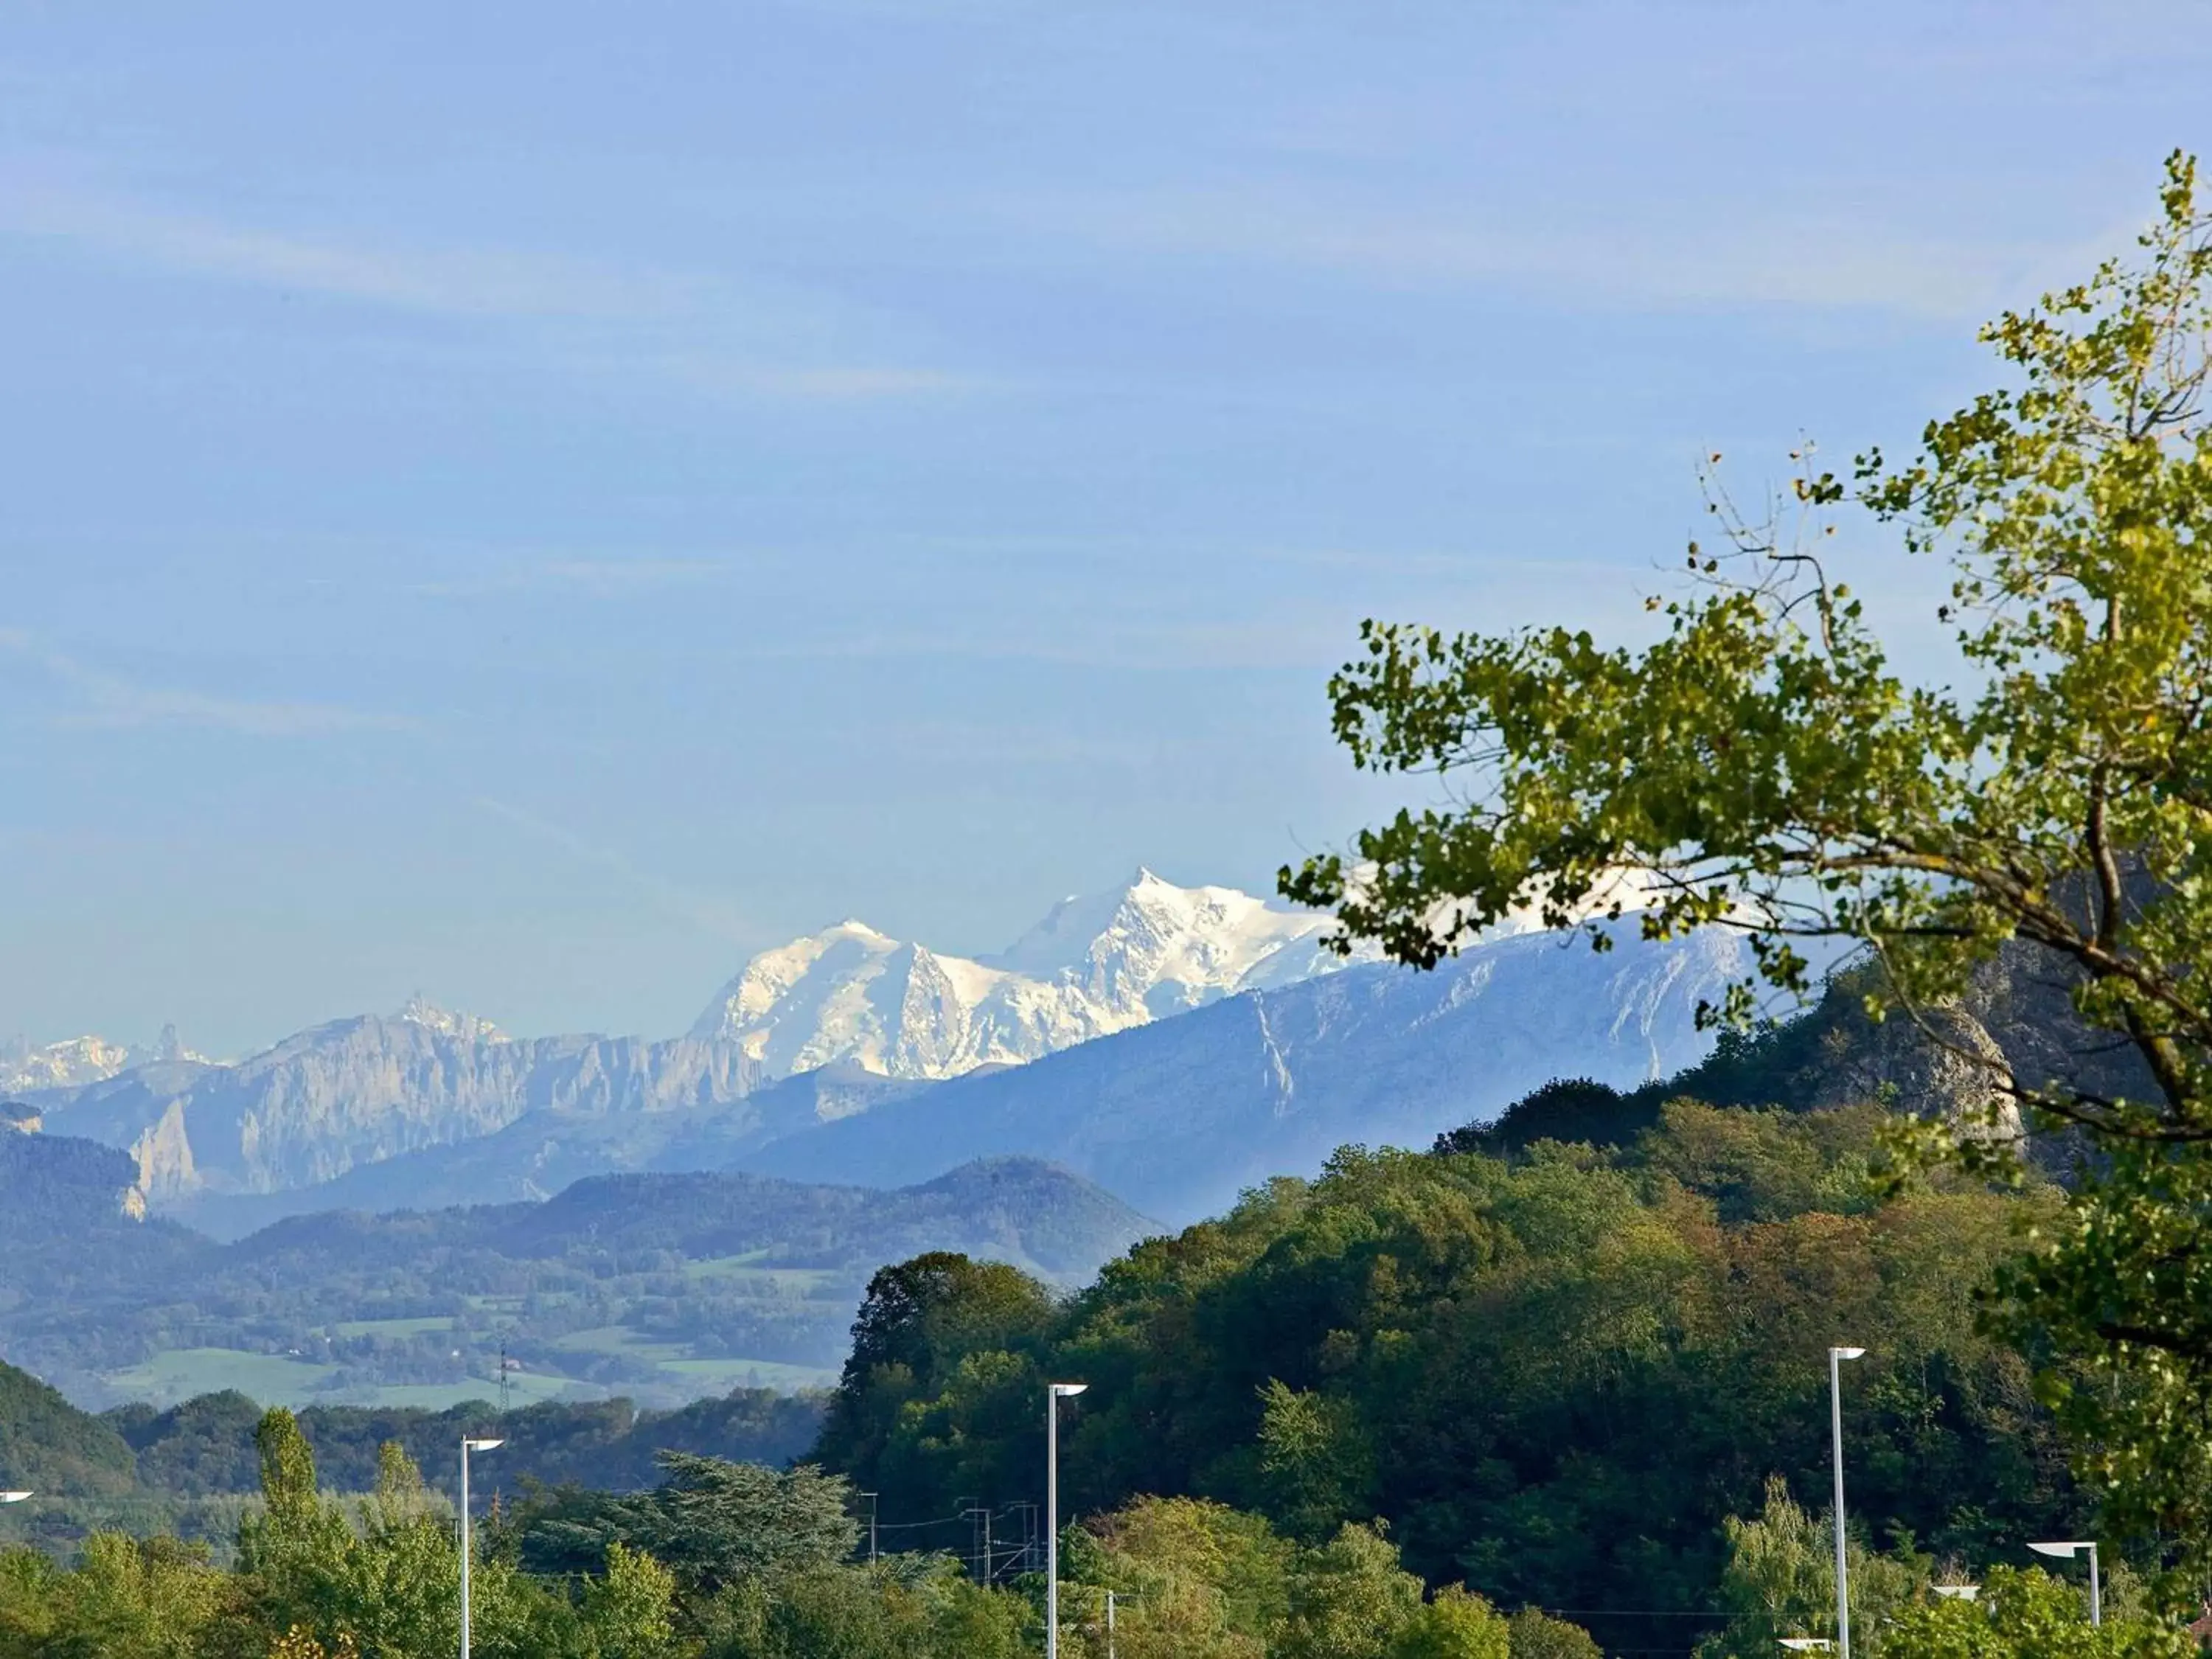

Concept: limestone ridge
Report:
left=35, top=1010, right=760, bottom=1203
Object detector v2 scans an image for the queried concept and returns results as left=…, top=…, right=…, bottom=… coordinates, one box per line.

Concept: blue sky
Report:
left=2, top=1, right=2207, bottom=1055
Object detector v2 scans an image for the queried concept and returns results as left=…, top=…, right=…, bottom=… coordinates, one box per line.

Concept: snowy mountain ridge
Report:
left=689, top=868, right=1349, bottom=1080
left=0, top=1026, right=206, bottom=1096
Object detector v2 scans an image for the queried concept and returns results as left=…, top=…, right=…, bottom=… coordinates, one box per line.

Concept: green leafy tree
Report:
left=256, top=1408, right=320, bottom=1525
left=580, top=1543, right=679, bottom=1659
left=1280, top=153, right=2212, bottom=1562
left=813, top=1251, right=1057, bottom=1517
left=238, top=1408, right=359, bottom=1646
left=1256, top=1380, right=1377, bottom=1540
left=1697, top=1476, right=1928, bottom=1658
left=1505, top=1606, right=1602, bottom=1659
left=518, top=1453, right=858, bottom=1594
left=1061, top=1495, right=1294, bottom=1658
left=1388, top=1586, right=1512, bottom=1659
left=5, top=1532, right=242, bottom=1659
left=1880, top=1565, right=2193, bottom=1659
left=1276, top=1522, right=1426, bottom=1659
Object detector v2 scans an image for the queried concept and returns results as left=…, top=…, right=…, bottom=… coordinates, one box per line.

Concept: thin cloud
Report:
left=0, top=169, right=693, bottom=320
left=0, top=628, right=408, bottom=736
left=0, top=161, right=973, bottom=401
left=408, top=557, right=739, bottom=600
left=473, top=796, right=759, bottom=947
left=1041, top=185, right=2067, bottom=320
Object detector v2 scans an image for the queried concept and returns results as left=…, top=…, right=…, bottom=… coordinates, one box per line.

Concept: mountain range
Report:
left=689, top=869, right=1346, bottom=1078
left=0, top=1118, right=1154, bottom=1409
left=7, top=869, right=1745, bottom=1230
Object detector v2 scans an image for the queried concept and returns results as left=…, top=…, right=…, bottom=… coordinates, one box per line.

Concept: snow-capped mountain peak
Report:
left=1, top=1026, right=209, bottom=1096
left=394, top=995, right=510, bottom=1046
left=690, top=870, right=1346, bottom=1082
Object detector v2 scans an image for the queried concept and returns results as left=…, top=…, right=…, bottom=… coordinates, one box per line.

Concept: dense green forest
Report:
left=811, top=1089, right=2122, bottom=1654
left=0, top=1360, right=822, bottom=1553
left=0, top=1396, right=1643, bottom=1658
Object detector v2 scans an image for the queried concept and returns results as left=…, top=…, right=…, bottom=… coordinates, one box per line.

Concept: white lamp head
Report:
left=2028, top=1541, right=2091, bottom=1559
left=1779, top=1638, right=1834, bottom=1650
left=0, top=1491, right=30, bottom=1503
left=1933, top=1585, right=1981, bottom=1601
left=1049, top=1382, right=1089, bottom=1398
left=1831, top=1346, right=1866, bottom=1360
left=462, top=1438, right=506, bottom=1452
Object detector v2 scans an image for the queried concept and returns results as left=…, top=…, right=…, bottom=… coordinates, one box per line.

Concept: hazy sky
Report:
left=2, top=1, right=2207, bottom=1055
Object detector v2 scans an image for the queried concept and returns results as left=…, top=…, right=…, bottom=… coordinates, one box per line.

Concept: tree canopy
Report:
left=1281, top=153, right=2212, bottom=1564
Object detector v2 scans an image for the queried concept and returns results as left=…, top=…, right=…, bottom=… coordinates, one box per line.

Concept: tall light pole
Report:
left=2029, top=1541, right=2101, bottom=1626
left=1046, top=1382, right=1088, bottom=1659
left=459, top=1436, right=504, bottom=1659
left=1829, top=1346, right=1865, bottom=1659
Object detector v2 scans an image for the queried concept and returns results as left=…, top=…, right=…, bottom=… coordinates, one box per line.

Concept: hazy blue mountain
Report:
left=738, top=920, right=1750, bottom=1223
left=32, top=1006, right=759, bottom=1203
left=168, top=1064, right=925, bottom=1240
left=0, top=1154, right=1152, bottom=1410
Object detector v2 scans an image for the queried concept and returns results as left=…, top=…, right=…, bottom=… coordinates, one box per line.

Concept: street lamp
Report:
left=1829, top=1347, right=1865, bottom=1659
left=0, top=1492, right=30, bottom=1503
left=1046, top=1383, right=1088, bottom=1659
left=2029, top=1541, right=2101, bottom=1626
left=1781, top=1640, right=1834, bottom=1651
left=459, top=1438, right=504, bottom=1659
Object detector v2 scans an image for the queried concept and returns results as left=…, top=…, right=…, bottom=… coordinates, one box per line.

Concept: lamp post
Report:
left=1046, top=1383, right=1088, bottom=1659
left=1829, top=1346, right=1865, bottom=1659
left=2029, top=1541, right=2101, bottom=1626
left=459, top=1437, right=504, bottom=1659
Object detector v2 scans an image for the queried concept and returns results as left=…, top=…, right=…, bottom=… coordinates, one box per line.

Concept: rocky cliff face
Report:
left=0, top=1127, right=151, bottom=1228
left=36, top=1010, right=761, bottom=1201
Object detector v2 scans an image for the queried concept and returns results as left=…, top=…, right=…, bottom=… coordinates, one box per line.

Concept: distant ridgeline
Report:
left=0, top=1354, right=824, bottom=1552
left=0, top=1147, right=1153, bottom=1412
left=12, top=879, right=1759, bottom=1233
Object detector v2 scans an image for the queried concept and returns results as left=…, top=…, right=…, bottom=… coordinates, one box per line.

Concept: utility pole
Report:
left=961, top=1506, right=991, bottom=1585
left=858, top=1492, right=878, bottom=1565
left=1106, top=1589, right=1118, bottom=1659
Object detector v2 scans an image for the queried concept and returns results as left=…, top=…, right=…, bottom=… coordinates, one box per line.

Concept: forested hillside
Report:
left=0, top=1153, right=1150, bottom=1408
left=814, top=1091, right=2087, bottom=1655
